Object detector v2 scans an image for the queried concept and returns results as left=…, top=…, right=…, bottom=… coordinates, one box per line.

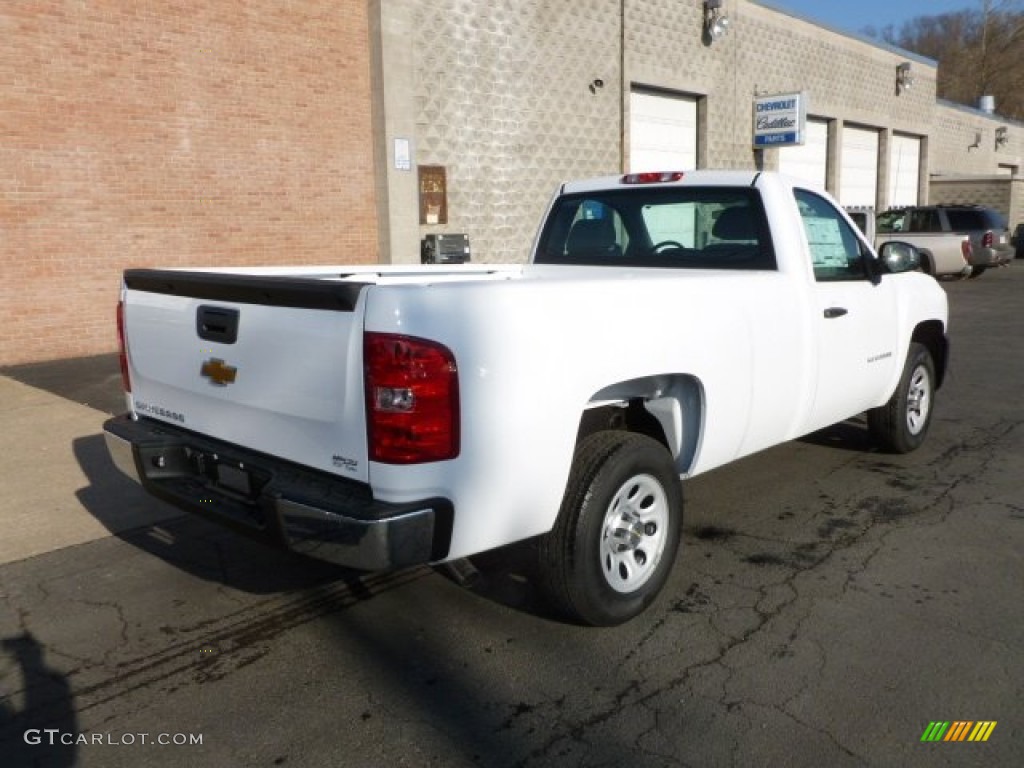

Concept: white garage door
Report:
left=778, top=118, right=828, bottom=190
left=839, top=125, right=880, bottom=207
left=888, top=134, right=921, bottom=207
left=629, top=89, right=698, bottom=172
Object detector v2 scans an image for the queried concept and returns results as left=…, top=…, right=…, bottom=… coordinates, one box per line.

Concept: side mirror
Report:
left=878, top=241, right=921, bottom=274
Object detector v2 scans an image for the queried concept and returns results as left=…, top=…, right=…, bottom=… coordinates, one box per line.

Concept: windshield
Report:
left=535, top=187, right=776, bottom=270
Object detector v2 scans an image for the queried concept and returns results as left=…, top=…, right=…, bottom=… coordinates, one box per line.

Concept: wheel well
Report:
left=577, top=400, right=664, bottom=445
left=912, top=320, right=948, bottom=388
left=577, top=375, right=704, bottom=474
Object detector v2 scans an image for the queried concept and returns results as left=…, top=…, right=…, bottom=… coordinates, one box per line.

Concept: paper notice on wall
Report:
left=394, top=138, right=411, bottom=171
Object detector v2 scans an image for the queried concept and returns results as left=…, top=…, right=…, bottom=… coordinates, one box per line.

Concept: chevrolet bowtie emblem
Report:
left=200, top=358, right=238, bottom=386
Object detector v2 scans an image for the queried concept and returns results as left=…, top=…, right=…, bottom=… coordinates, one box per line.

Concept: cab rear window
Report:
left=535, top=187, right=776, bottom=270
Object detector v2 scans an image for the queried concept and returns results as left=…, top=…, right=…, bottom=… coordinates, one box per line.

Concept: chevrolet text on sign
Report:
left=753, top=92, right=807, bottom=147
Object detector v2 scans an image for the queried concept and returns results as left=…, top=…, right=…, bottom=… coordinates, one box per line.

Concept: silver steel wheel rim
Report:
left=599, top=473, right=669, bottom=594
left=906, top=364, right=932, bottom=435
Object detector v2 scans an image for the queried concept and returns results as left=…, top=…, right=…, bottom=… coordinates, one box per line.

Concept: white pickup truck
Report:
left=104, top=170, right=949, bottom=625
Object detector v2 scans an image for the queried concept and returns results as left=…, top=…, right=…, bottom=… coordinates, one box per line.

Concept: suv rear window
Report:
left=945, top=209, right=1006, bottom=231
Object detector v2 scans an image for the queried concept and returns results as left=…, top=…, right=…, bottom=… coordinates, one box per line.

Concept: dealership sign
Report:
left=752, top=92, right=807, bottom=147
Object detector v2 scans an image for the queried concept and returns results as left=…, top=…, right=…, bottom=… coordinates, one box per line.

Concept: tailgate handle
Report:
left=197, top=305, right=239, bottom=344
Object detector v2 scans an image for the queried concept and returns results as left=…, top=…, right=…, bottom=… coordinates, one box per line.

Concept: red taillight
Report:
left=961, top=238, right=973, bottom=261
left=621, top=171, right=685, bottom=184
left=116, top=300, right=131, bottom=392
left=982, top=231, right=993, bottom=248
left=364, top=332, right=459, bottom=464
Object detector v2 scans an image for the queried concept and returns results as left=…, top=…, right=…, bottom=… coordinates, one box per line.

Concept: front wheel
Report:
left=868, top=342, right=936, bottom=453
left=538, top=432, right=682, bottom=626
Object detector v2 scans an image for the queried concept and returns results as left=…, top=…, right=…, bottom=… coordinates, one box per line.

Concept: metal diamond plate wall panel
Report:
left=412, top=0, right=622, bottom=262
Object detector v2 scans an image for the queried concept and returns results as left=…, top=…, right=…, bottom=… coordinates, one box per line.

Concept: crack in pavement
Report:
left=1, top=410, right=1017, bottom=766
left=509, top=416, right=1019, bottom=765
left=1, top=565, right=433, bottom=729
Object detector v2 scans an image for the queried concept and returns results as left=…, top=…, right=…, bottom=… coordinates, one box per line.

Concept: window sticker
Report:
left=804, top=216, right=849, bottom=267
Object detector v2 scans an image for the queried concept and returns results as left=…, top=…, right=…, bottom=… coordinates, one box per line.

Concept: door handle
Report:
left=196, top=305, right=240, bottom=343
left=824, top=307, right=848, bottom=319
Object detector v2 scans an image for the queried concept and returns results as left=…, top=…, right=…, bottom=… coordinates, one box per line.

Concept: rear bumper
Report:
left=103, top=415, right=452, bottom=571
left=968, top=246, right=1014, bottom=267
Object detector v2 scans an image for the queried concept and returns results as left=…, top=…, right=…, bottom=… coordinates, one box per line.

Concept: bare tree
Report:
left=868, top=0, right=1024, bottom=119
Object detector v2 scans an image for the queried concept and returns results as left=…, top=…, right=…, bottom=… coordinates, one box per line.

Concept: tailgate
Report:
left=121, top=269, right=372, bottom=482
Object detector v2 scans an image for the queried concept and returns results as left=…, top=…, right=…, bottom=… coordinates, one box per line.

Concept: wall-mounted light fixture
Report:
left=588, top=78, right=605, bottom=94
left=995, top=126, right=1009, bottom=149
left=896, top=62, right=914, bottom=95
left=703, top=0, right=730, bottom=43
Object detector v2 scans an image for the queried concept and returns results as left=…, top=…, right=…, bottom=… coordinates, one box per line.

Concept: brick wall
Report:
left=0, top=1, right=377, bottom=366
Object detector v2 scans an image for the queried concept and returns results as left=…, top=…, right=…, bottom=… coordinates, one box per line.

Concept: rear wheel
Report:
left=868, top=342, right=936, bottom=453
left=538, top=432, right=682, bottom=626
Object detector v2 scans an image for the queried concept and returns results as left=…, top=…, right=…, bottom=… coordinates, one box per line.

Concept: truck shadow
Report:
left=64, top=430, right=686, bottom=763
left=0, top=353, right=125, bottom=416
left=71, top=432, right=383, bottom=598
left=71, top=431, right=561, bottom=624
left=799, top=417, right=877, bottom=453
left=67, top=435, right=624, bottom=764
left=435, top=542, right=565, bottom=623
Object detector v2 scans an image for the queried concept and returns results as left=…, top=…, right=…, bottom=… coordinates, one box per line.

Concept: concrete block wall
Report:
left=628, top=1, right=938, bottom=172
left=929, top=179, right=1008, bottom=211
left=1, top=1, right=377, bottom=366
left=390, top=0, right=947, bottom=264
left=405, top=0, right=623, bottom=263
left=930, top=102, right=1023, bottom=225
left=929, top=177, right=1023, bottom=222
left=932, top=102, right=1023, bottom=176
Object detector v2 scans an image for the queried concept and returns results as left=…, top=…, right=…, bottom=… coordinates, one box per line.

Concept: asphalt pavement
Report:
left=0, top=265, right=1022, bottom=767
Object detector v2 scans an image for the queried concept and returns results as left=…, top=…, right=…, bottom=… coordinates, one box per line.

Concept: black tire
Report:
left=868, top=342, right=936, bottom=453
left=968, top=265, right=987, bottom=279
left=537, top=432, right=682, bottom=626
left=919, top=253, right=934, bottom=276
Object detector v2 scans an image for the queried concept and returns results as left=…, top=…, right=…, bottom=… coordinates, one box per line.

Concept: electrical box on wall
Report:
left=421, top=233, right=471, bottom=264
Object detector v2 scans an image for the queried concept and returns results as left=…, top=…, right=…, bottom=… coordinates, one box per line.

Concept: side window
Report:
left=910, top=209, right=940, bottom=232
left=877, top=210, right=905, bottom=234
left=794, top=189, right=869, bottom=282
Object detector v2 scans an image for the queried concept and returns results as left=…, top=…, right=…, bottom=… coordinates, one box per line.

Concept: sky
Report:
left=757, top=0, right=982, bottom=37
